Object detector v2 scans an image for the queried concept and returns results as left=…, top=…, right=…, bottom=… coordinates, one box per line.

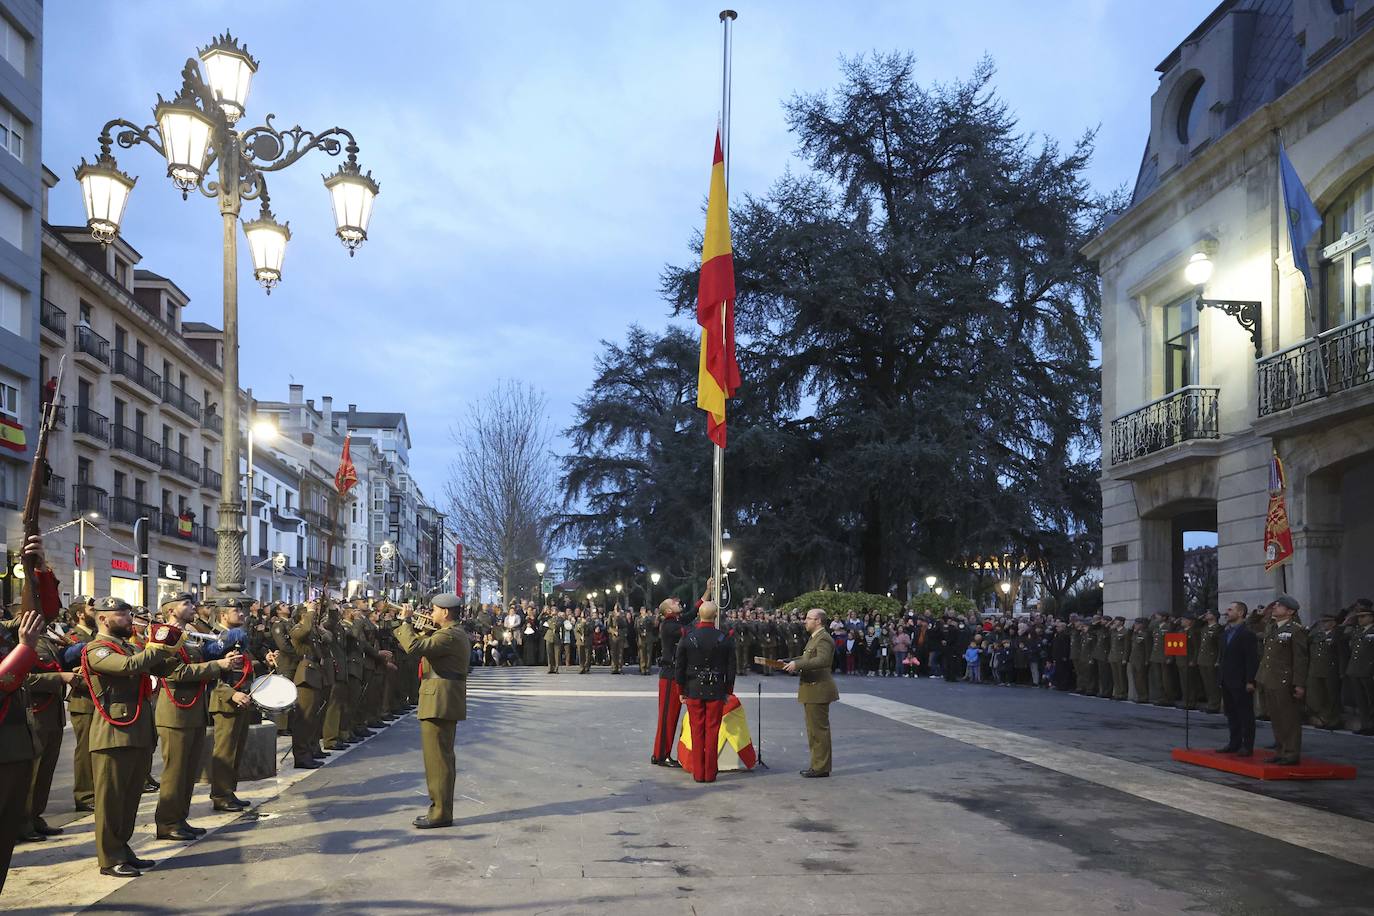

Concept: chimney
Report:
left=348, top=403, right=356, bottom=414
left=289, top=384, right=303, bottom=405
left=322, top=396, right=333, bottom=432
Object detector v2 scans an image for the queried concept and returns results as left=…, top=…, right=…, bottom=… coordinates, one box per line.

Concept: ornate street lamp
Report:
left=74, top=36, right=377, bottom=599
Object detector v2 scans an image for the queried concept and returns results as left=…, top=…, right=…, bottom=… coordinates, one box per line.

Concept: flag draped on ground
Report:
left=696, top=130, right=741, bottom=448
left=677, top=693, right=757, bottom=773
left=335, top=432, right=357, bottom=496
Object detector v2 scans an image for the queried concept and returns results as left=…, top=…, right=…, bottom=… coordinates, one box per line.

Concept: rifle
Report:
left=21, top=356, right=65, bottom=620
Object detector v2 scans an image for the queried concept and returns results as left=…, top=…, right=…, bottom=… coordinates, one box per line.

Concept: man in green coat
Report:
left=783, top=608, right=839, bottom=778
left=397, top=594, right=470, bottom=829
left=1195, top=610, right=1222, bottom=713
left=1304, top=613, right=1343, bottom=729
left=1257, top=595, right=1309, bottom=765
left=544, top=607, right=562, bottom=674
left=1128, top=618, right=1150, bottom=703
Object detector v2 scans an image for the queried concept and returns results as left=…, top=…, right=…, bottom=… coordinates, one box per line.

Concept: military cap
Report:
left=430, top=593, right=462, bottom=610
left=1274, top=594, right=1300, bottom=611
left=159, top=592, right=195, bottom=608
left=215, top=597, right=244, bottom=609
left=94, top=596, right=132, bottom=612
left=1319, top=612, right=1338, bottom=621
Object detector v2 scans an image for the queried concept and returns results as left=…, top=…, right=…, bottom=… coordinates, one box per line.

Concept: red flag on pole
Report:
left=1264, top=451, right=1294, bottom=572
left=335, top=432, right=358, bottom=496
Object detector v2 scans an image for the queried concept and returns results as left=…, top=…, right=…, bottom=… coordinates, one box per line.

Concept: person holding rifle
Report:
left=396, top=594, right=469, bottom=829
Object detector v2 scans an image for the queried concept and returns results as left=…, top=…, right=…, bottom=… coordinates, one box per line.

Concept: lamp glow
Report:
left=198, top=32, right=258, bottom=124
left=155, top=93, right=215, bottom=196
left=75, top=154, right=137, bottom=244
left=323, top=161, right=379, bottom=255
left=242, top=207, right=290, bottom=293
left=1355, top=257, right=1373, bottom=288
left=1184, top=251, right=1214, bottom=286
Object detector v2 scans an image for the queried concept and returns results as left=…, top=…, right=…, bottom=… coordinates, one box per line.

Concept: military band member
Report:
left=675, top=601, right=735, bottom=783
left=323, top=604, right=353, bottom=750
left=1257, top=594, right=1308, bottom=765
left=83, top=596, right=181, bottom=877
left=544, top=607, right=561, bottom=674
left=784, top=608, right=838, bottom=778
left=67, top=598, right=98, bottom=811
left=205, top=600, right=256, bottom=812
left=1, top=602, right=46, bottom=892
left=575, top=612, right=592, bottom=673
left=608, top=607, right=627, bottom=674
left=291, top=603, right=327, bottom=767
left=396, top=594, right=469, bottom=829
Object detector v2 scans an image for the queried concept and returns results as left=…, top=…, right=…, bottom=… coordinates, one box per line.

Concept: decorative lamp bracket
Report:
left=1196, top=296, right=1263, bottom=359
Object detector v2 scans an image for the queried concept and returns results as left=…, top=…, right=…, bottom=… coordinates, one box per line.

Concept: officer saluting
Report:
left=396, top=594, right=469, bottom=829
left=1257, top=594, right=1308, bottom=765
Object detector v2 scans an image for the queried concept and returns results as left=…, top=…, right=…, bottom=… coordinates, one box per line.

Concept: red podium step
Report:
left=1171, top=748, right=1356, bottom=780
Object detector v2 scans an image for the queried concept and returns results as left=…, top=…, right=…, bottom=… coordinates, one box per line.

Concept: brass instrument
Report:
left=131, top=614, right=217, bottom=645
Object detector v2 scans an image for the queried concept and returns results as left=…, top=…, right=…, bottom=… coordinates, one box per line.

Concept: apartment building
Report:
left=1085, top=0, right=1374, bottom=622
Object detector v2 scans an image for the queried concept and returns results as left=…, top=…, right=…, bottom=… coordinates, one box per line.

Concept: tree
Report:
left=661, top=53, right=1108, bottom=595
left=445, top=380, right=558, bottom=606
left=1183, top=546, right=1218, bottom=616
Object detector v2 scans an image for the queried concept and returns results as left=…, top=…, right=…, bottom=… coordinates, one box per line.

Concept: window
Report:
left=0, top=278, right=19, bottom=335
left=0, top=16, right=26, bottom=74
left=113, top=471, right=126, bottom=497
left=1163, top=295, right=1199, bottom=393
left=0, top=193, right=22, bottom=249
left=78, top=457, right=93, bottom=486
left=1319, top=166, right=1374, bottom=329
left=114, top=258, right=130, bottom=288
left=0, top=105, right=23, bottom=161
left=78, top=301, right=92, bottom=326
left=1176, top=78, right=1206, bottom=146
left=0, top=377, right=19, bottom=421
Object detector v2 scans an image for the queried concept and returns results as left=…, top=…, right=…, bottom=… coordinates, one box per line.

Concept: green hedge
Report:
left=906, top=592, right=978, bottom=618
left=778, top=590, right=903, bottom=618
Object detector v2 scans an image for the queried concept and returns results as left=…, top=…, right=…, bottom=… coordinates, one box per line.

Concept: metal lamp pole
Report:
left=72, top=32, right=378, bottom=599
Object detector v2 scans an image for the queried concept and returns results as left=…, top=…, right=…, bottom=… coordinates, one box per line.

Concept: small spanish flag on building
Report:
left=177, top=514, right=194, bottom=538
left=1164, top=632, right=1188, bottom=657
left=0, top=415, right=25, bottom=453
left=677, top=694, right=757, bottom=773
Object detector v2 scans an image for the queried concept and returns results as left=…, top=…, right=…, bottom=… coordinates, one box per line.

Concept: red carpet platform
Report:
left=1171, top=748, right=1357, bottom=780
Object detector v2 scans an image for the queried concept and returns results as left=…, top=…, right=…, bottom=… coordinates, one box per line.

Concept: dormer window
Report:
left=1176, top=77, right=1207, bottom=145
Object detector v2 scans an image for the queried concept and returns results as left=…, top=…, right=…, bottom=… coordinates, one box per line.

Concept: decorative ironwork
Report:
left=75, top=325, right=111, bottom=365
left=1196, top=295, right=1263, bottom=359
left=1110, top=386, right=1220, bottom=465
left=1257, top=313, right=1374, bottom=417
left=39, top=300, right=67, bottom=338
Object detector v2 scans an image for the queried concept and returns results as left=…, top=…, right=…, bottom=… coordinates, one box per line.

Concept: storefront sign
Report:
left=111, top=558, right=136, bottom=573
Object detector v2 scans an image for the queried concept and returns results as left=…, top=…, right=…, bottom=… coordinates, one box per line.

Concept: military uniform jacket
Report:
left=397, top=622, right=469, bottom=722
left=83, top=635, right=176, bottom=751
left=1257, top=619, right=1309, bottom=691
left=1346, top=624, right=1374, bottom=677
left=25, top=634, right=68, bottom=733
left=290, top=610, right=324, bottom=688
left=794, top=629, right=839, bottom=705
left=344, top=624, right=365, bottom=681
left=1090, top=628, right=1109, bottom=662
left=66, top=623, right=96, bottom=716
left=608, top=614, right=627, bottom=643
left=1129, top=629, right=1149, bottom=666
left=1149, top=623, right=1167, bottom=663
left=676, top=624, right=735, bottom=700
left=635, top=615, right=654, bottom=646
left=1107, top=629, right=1127, bottom=664
left=658, top=606, right=699, bottom=680
left=1196, top=623, right=1221, bottom=667
left=154, top=640, right=225, bottom=729
left=543, top=613, right=560, bottom=645
left=272, top=617, right=302, bottom=679
left=1308, top=629, right=1339, bottom=680
left=574, top=618, right=591, bottom=647
left=1, top=640, right=37, bottom=764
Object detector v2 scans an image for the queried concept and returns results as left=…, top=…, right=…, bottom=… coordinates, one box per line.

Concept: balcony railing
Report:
left=73, top=484, right=107, bottom=516
left=112, top=424, right=161, bottom=464
left=202, top=467, right=223, bottom=491
left=160, top=513, right=197, bottom=540
left=1110, top=386, right=1220, bottom=465
left=302, top=509, right=334, bottom=532
left=112, top=350, right=163, bottom=396
left=161, top=381, right=202, bottom=420
left=109, top=496, right=160, bottom=528
left=160, top=449, right=201, bottom=483
left=75, top=325, right=111, bottom=365
left=197, top=525, right=216, bottom=548
left=73, top=406, right=110, bottom=443
left=1257, top=313, right=1374, bottom=417
left=203, top=412, right=223, bottom=435
left=42, top=473, right=65, bottom=507
left=39, top=299, right=67, bottom=339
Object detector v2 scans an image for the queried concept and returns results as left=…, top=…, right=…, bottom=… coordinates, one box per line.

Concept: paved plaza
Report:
left=4, top=668, right=1374, bottom=915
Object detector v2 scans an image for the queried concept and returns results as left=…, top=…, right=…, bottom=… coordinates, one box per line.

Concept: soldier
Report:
left=1174, top=613, right=1200, bottom=710
left=204, top=600, right=257, bottom=813
left=82, top=596, right=182, bottom=877
left=396, top=595, right=469, bottom=829
left=728, top=609, right=750, bottom=677
left=1343, top=601, right=1373, bottom=734
left=66, top=598, right=97, bottom=812
left=783, top=611, right=802, bottom=662
left=1194, top=610, right=1222, bottom=713
left=1107, top=617, right=1128, bottom=701
left=1257, top=595, right=1308, bottom=765
left=1305, top=613, right=1343, bottom=729
left=1149, top=613, right=1176, bottom=706
left=636, top=607, right=655, bottom=674
left=153, top=593, right=239, bottom=840
left=608, top=607, right=628, bottom=674
left=675, top=601, right=735, bottom=783
left=289, top=603, right=326, bottom=768
left=322, top=604, right=353, bottom=750
left=544, top=607, right=562, bottom=674
left=783, top=608, right=838, bottom=778
left=2, top=599, right=47, bottom=892
left=1091, top=618, right=1111, bottom=698
left=1128, top=617, right=1150, bottom=702
left=576, top=611, right=593, bottom=673
left=759, top=614, right=779, bottom=677
left=343, top=606, right=372, bottom=740
left=651, top=583, right=711, bottom=767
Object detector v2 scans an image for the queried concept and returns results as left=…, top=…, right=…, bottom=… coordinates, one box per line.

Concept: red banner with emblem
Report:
left=1264, top=452, right=1294, bottom=572
left=455, top=542, right=463, bottom=596
left=1164, top=632, right=1188, bottom=657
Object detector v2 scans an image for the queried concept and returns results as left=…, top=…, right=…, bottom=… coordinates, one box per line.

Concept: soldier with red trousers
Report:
left=651, top=580, right=713, bottom=767
left=675, top=602, right=736, bottom=783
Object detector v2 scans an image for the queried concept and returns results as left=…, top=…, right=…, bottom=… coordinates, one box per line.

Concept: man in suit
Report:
left=1216, top=600, right=1260, bottom=756
left=397, top=594, right=470, bottom=829
left=675, top=601, right=735, bottom=783
left=784, top=608, right=839, bottom=777
left=1257, top=594, right=1308, bottom=765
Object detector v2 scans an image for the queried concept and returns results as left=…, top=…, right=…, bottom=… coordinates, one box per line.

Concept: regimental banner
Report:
left=1264, top=451, right=1295, bottom=572
left=455, top=542, right=464, bottom=596
left=1164, top=632, right=1188, bottom=657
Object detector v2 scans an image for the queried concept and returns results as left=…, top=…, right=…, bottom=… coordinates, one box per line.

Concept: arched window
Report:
left=1176, top=78, right=1207, bottom=145
left=1318, top=166, right=1374, bottom=329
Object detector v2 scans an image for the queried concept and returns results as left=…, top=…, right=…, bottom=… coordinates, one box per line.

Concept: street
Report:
left=4, top=666, right=1373, bottom=915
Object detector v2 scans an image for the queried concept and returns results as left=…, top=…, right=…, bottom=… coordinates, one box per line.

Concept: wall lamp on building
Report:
left=1185, top=251, right=1263, bottom=358
left=71, top=31, right=379, bottom=598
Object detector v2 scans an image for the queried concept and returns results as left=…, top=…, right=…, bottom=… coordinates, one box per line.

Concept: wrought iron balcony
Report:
left=42, top=473, right=66, bottom=507
left=73, top=406, right=111, bottom=443
left=160, top=448, right=201, bottom=483
left=1257, top=313, right=1374, bottom=417
left=1110, top=386, right=1220, bottom=465
left=39, top=299, right=67, bottom=339
left=160, top=512, right=196, bottom=540
left=203, top=412, right=223, bottom=435
left=197, top=525, right=216, bottom=548
left=161, top=381, right=202, bottom=420
left=73, top=483, right=107, bottom=516
left=112, top=424, right=161, bottom=464
left=302, top=508, right=335, bottom=532
left=75, top=326, right=111, bottom=365
left=112, top=350, right=163, bottom=397
left=109, top=496, right=159, bottom=528
left=202, top=467, right=223, bottom=491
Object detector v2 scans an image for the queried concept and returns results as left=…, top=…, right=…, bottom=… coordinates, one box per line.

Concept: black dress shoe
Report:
left=230, top=795, right=252, bottom=808
left=100, top=864, right=141, bottom=878
left=662, top=758, right=682, bottom=768
left=799, top=769, right=830, bottom=778
left=74, top=802, right=95, bottom=812
left=212, top=800, right=247, bottom=812
left=142, top=779, right=160, bottom=793
left=155, top=828, right=198, bottom=841
left=294, top=760, right=322, bottom=769
left=1214, top=746, right=1239, bottom=754
left=180, top=822, right=206, bottom=836
left=368, top=720, right=385, bottom=728
left=313, top=753, right=328, bottom=760
left=34, top=820, right=63, bottom=836
left=1271, top=756, right=1300, bottom=766
left=17, top=830, right=45, bottom=843
left=412, top=816, right=453, bottom=829
left=126, top=855, right=155, bottom=869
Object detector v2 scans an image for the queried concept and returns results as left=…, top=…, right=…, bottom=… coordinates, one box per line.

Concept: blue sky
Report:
left=42, top=0, right=1209, bottom=504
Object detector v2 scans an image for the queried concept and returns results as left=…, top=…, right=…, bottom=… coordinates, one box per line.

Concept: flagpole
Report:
left=711, top=9, right=736, bottom=605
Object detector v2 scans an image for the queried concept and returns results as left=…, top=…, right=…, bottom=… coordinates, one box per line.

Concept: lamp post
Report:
left=74, top=510, right=99, bottom=598
left=535, top=560, right=546, bottom=605
left=1184, top=250, right=1263, bottom=358
left=74, top=32, right=378, bottom=599
left=999, top=580, right=1012, bottom=616
left=614, top=581, right=622, bottom=611
left=925, top=575, right=938, bottom=593
left=649, top=570, right=660, bottom=609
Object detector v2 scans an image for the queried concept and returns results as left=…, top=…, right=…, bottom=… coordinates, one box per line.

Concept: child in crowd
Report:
left=964, top=637, right=982, bottom=684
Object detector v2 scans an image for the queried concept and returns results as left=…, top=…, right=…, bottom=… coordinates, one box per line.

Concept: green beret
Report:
left=95, top=597, right=132, bottom=612
left=430, top=593, right=462, bottom=610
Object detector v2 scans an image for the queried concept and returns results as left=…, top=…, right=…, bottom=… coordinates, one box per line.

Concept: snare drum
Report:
left=248, top=673, right=298, bottom=714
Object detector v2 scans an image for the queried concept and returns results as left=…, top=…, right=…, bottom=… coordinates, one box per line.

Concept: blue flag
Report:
left=1279, top=142, right=1322, bottom=289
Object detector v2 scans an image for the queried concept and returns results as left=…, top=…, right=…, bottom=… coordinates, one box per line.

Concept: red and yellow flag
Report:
left=1264, top=452, right=1294, bottom=572
left=335, top=432, right=358, bottom=497
left=0, top=415, right=25, bottom=453
left=696, top=130, right=741, bottom=448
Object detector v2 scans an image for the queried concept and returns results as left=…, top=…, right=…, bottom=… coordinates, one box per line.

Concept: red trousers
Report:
left=684, top=698, right=724, bottom=782
left=653, top=678, right=683, bottom=761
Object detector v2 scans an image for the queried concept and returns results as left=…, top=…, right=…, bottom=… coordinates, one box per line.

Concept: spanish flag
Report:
left=696, top=130, right=740, bottom=448
left=677, top=694, right=757, bottom=773
left=177, top=514, right=194, bottom=538
left=0, top=415, right=25, bottom=453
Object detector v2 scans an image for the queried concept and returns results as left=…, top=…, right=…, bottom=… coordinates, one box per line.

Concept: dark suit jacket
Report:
left=1217, top=624, right=1259, bottom=689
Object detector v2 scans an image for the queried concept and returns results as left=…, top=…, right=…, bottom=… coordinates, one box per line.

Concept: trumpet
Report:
left=411, top=611, right=439, bottom=631
left=131, top=614, right=219, bottom=645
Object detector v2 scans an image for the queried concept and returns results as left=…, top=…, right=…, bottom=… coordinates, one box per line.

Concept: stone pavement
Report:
left=5, top=666, right=1374, bottom=915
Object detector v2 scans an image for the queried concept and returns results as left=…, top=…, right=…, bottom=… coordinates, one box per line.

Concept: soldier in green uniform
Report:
left=729, top=610, right=750, bottom=677
left=1108, top=617, right=1128, bottom=700
left=1070, top=620, right=1087, bottom=693
left=544, top=607, right=562, bottom=674
left=1305, top=613, right=1343, bottom=729
left=66, top=599, right=97, bottom=812
left=322, top=604, right=353, bottom=750
left=1149, top=614, right=1176, bottom=706
left=1344, top=601, right=1374, bottom=734
left=576, top=612, right=593, bottom=673
left=783, top=613, right=802, bottom=663
left=1193, top=610, right=1222, bottom=713
left=636, top=607, right=655, bottom=674
left=1128, top=617, right=1150, bottom=703
left=783, top=608, right=838, bottom=777
left=14, top=606, right=73, bottom=843
left=608, top=607, right=627, bottom=674
left=396, top=594, right=469, bottom=829
left=1257, top=595, right=1308, bottom=765
left=1091, top=618, right=1111, bottom=697
left=1175, top=614, right=1200, bottom=710
left=206, top=600, right=257, bottom=812
left=759, top=615, right=779, bottom=677
left=153, top=593, right=237, bottom=840
left=289, top=603, right=326, bottom=767
left=82, top=597, right=181, bottom=877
